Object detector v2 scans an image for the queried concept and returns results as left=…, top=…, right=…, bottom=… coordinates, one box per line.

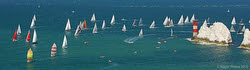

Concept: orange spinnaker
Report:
left=84, top=20, right=87, bottom=28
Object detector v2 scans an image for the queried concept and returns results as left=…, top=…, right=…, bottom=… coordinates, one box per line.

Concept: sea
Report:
left=1, top=0, right=250, bottom=70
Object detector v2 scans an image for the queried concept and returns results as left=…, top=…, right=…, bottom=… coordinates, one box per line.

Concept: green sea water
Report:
left=1, top=0, right=250, bottom=70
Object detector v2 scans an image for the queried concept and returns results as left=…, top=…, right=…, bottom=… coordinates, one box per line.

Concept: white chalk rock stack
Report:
left=195, top=22, right=232, bottom=44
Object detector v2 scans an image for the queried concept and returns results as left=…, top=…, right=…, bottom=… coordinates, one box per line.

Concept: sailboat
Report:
left=237, top=25, right=243, bottom=34
left=132, top=19, right=137, bottom=27
left=32, top=29, right=37, bottom=44
left=30, top=14, right=36, bottom=29
left=184, top=16, right=189, bottom=24
left=170, top=19, right=174, bottom=26
left=92, top=23, right=98, bottom=34
left=190, top=14, right=195, bottom=23
left=17, top=24, right=21, bottom=35
left=163, top=16, right=168, bottom=26
left=27, top=48, right=33, bottom=63
left=110, top=15, right=115, bottom=25
left=26, top=30, right=31, bottom=42
left=149, top=20, right=156, bottom=29
left=139, top=18, right=143, bottom=26
left=239, top=19, right=244, bottom=25
left=91, top=13, right=96, bottom=22
left=74, top=25, right=81, bottom=36
left=32, top=14, right=36, bottom=21
left=79, top=21, right=84, bottom=30
left=65, top=18, right=71, bottom=31
left=230, top=24, right=236, bottom=32
left=102, top=20, right=105, bottom=29
left=51, top=43, right=57, bottom=57
left=30, top=18, right=35, bottom=29
left=84, top=20, right=87, bottom=29
left=12, top=30, right=17, bottom=41
left=171, top=28, right=174, bottom=36
left=178, top=15, right=184, bottom=25
left=122, top=24, right=126, bottom=32
left=139, top=29, right=143, bottom=37
left=231, top=17, right=236, bottom=25
left=227, top=9, right=230, bottom=13
left=62, top=35, right=68, bottom=48
left=207, top=17, right=210, bottom=24
left=242, top=25, right=246, bottom=32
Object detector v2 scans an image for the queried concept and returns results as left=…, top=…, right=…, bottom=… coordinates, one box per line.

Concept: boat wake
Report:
left=124, top=34, right=155, bottom=43
left=100, top=62, right=119, bottom=70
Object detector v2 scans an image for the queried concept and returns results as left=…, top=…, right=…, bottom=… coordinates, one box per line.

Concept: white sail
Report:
left=231, top=17, right=236, bottom=25
left=74, top=25, right=81, bottom=36
left=163, top=16, right=168, bottom=26
left=92, top=23, right=98, bottom=33
left=62, top=35, right=68, bottom=48
left=190, top=14, right=195, bottom=23
left=65, top=18, right=71, bottom=31
left=184, top=16, right=189, bottom=23
left=91, top=13, right=96, bottom=22
left=79, top=21, right=84, bottom=30
left=122, top=24, right=126, bottom=32
left=170, top=19, right=174, bottom=26
left=33, top=14, right=36, bottom=21
left=239, top=19, right=244, bottom=25
left=178, top=15, right=184, bottom=25
left=171, top=28, right=174, bottom=36
left=207, top=17, right=210, bottom=24
left=32, top=29, right=37, bottom=44
left=132, top=19, right=137, bottom=27
left=30, top=19, right=35, bottom=29
left=242, top=26, right=246, bottom=32
left=102, top=20, right=105, bottom=29
left=204, top=19, right=207, bottom=24
left=110, top=15, right=115, bottom=25
left=139, top=29, right=143, bottom=37
left=17, top=24, right=21, bottom=35
left=149, top=21, right=155, bottom=29
left=139, top=18, right=143, bottom=26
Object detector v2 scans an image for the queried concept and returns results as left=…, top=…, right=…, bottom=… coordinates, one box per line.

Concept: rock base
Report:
left=191, top=37, right=231, bottom=46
